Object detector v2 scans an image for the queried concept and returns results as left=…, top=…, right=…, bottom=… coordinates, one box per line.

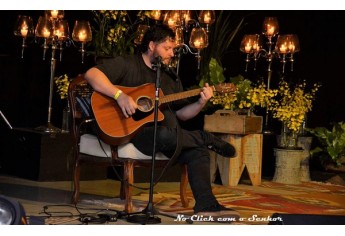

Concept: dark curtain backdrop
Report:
left=1, top=10, right=345, bottom=131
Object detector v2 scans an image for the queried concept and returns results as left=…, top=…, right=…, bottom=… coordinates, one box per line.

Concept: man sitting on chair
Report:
left=85, top=24, right=239, bottom=221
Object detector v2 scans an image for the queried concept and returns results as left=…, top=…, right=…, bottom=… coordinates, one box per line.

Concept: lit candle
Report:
left=151, top=11, right=161, bottom=20
left=137, top=33, right=144, bottom=43
left=245, top=42, right=251, bottom=53
left=20, top=21, right=28, bottom=37
left=288, top=43, right=295, bottom=52
left=267, top=25, right=275, bottom=36
left=204, top=13, right=211, bottom=24
left=194, top=39, right=201, bottom=48
left=43, top=28, right=50, bottom=38
left=194, top=38, right=204, bottom=48
left=51, top=10, right=59, bottom=18
left=55, top=29, right=62, bottom=39
left=78, top=31, right=87, bottom=41
left=21, top=28, right=28, bottom=37
left=280, top=44, right=287, bottom=53
left=20, top=22, right=28, bottom=37
left=167, top=18, right=175, bottom=27
left=184, top=13, right=190, bottom=23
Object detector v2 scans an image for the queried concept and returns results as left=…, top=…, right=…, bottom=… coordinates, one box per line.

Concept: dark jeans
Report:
left=131, top=126, right=219, bottom=212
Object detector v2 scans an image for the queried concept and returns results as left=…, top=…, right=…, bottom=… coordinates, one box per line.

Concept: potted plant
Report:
left=307, top=122, right=345, bottom=172
left=269, top=79, right=321, bottom=149
left=54, top=74, right=72, bottom=132
left=210, top=75, right=276, bottom=114
left=198, top=11, right=244, bottom=87
left=206, top=76, right=270, bottom=134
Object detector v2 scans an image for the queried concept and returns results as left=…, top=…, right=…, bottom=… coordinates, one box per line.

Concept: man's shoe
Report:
left=202, top=131, right=236, bottom=158
left=194, top=204, right=240, bottom=223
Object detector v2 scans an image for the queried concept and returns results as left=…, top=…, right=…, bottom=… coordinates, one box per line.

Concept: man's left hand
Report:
left=199, top=83, right=213, bottom=105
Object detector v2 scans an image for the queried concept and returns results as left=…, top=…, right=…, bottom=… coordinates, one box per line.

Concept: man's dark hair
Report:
left=140, top=24, right=175, bottom=53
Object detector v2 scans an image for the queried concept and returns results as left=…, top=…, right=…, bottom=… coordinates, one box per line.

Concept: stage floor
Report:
left=0, top=173, right=345, bottom=225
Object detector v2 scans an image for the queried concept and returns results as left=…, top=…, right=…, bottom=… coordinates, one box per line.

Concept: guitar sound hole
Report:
left=137, top=96, right=153, bottom=112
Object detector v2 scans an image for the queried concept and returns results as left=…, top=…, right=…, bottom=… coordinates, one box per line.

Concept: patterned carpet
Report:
left=2, top=175, right=344, bottom=225
left=96, top=180, right=345, bottom=224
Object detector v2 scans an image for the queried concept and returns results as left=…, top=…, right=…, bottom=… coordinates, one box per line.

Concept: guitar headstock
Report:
left=213, top=83, right=237, bottom=94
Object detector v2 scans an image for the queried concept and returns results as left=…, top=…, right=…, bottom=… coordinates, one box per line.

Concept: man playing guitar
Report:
left=85, top=24, right=239, bottom=222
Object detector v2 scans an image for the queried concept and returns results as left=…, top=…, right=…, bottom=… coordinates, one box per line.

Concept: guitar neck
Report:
left=160, top=87, right=209, bottom=104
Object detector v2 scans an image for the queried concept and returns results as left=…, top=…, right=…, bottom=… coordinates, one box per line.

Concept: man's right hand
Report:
left=116, top=93, right=138, bottom=118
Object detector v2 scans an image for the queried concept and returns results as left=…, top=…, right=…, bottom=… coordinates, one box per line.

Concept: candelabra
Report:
left=14, top=11, right=92, bottom=133
left=72, top=20, right=93, bottom=64
left=134, top=10, right=215, bottom=74
left=13, top=15, right=35, bottom=59
left=240, top=17, right=300, bottom=134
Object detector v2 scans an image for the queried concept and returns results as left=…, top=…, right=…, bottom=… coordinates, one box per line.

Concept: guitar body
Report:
left=91, top=82, right=236, bottom=145
left=91, top=83, right=164, bottom=145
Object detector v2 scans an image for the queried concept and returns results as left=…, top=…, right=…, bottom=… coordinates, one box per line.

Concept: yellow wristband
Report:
left=114, top=90, right=123, bottom=100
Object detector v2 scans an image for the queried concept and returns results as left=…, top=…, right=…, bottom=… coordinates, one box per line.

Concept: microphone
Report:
left=157, top=56, right=162, bottom=61
left=155, top=56, right=162, bottom=64
left=152, top=56, right=162, bottom=70
left=152, top=56, right=179, bottom=81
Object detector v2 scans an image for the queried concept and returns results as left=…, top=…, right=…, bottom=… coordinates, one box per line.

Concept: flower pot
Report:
left=276, top=136, right=313, bottom=181
left=278, top=123, right=300, bottom=149
left=273, top=148, right=309, bottom=184
left=61, top=103, right=71, bottom=133
left=298, top=137, right=313, bottom=182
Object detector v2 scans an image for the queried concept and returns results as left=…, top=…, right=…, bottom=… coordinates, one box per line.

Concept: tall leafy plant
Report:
left=199, top=11, right=245, bottom=87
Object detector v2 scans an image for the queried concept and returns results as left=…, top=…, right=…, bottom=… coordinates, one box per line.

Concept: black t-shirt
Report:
left=95, top=54, right=190, bottom=128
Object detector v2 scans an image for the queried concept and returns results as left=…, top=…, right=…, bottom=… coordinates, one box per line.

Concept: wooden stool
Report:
left=210, top=134, right=263, bottom=186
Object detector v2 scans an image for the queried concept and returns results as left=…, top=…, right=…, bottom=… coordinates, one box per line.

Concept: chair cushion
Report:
left=79, top=134, right=169, bottom=160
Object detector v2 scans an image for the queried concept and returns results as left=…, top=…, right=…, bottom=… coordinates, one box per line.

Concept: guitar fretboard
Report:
left=160, top=88, right=202, bottom=104
left=159, top=84, right=234, bottom=105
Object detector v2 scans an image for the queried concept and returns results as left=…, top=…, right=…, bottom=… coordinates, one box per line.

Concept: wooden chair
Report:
left=68, top=74, right=189, bottom=213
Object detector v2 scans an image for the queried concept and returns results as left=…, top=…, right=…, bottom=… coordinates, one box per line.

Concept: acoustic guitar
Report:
left=91, top=83, right=235, bottom=145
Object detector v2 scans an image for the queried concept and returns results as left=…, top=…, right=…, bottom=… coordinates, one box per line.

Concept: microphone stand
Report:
left=0, top=110, right=13, bottom=130
left=126, top=57, right=162, bottom=224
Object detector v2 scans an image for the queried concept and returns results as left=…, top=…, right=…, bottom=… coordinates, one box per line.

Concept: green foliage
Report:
left=199, top=58, right=225, bottom=87
left=210, top=74, right=252, bottom=110
left=90, top=10, right=147, bottom=57
left=307, top=122, right=345, bottom=166
left=199, top=11, right=245, bottom=85
left=229, top=75, right=252, bottom=109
